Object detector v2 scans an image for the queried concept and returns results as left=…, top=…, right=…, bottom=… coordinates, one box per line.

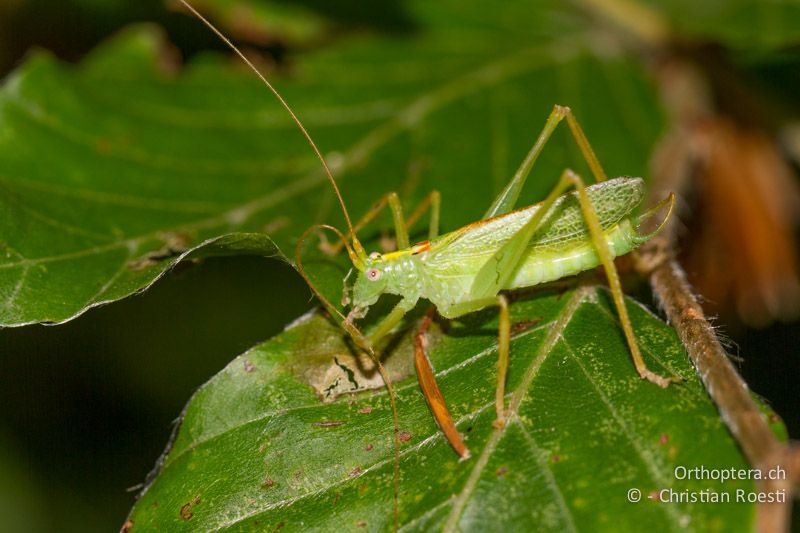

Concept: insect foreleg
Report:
left=387, top=193, right=410, bottom=250
left=564, top=169, right=679, bottom=387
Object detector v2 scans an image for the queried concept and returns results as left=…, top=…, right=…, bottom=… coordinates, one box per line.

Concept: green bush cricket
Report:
left=179, top=1, right=678, bottom=528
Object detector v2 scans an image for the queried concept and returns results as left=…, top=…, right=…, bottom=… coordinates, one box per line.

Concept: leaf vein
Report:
left=211, top=400, right=498, bottom=530
left=514, top=421, right=578, bottom=532
left=561, top=337, right=686, bottom=528
left=442, top=287, right=589, bottom=531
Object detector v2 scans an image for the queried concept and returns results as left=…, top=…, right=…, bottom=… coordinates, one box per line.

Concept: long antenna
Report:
left=178, top=2, right=399, bottom=527
left=177, top=0, right=365, bottom=260
left=295, top=224, right=401, bottom=528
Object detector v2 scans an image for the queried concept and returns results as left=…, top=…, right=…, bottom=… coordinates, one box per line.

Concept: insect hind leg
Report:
left=483, top=104, right=610, bottom=220
left=564, top=169, right=680, bottom=387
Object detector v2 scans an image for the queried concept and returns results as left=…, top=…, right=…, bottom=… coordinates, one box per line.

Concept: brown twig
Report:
left=637, top=237, right=793, bottom=530
left=635, top=59, right=797, bottom=530
left=576, top=2, right=798, bottom=526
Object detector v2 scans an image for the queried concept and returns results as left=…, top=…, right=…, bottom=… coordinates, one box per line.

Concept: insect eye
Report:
left=366, top=268, right=382, bottom=281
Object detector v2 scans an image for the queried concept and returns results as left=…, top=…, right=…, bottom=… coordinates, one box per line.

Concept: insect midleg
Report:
left=493, top=294, right=510, bottom=428
left=469, top=171, right=579, bottom=426
left=564, top=169, right=679, bottom=387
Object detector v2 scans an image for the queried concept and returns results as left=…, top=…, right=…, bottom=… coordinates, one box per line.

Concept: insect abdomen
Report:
left=507, top=218, right=640, bottom=289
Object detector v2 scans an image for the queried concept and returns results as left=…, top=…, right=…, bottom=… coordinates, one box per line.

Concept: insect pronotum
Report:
left=179, top=1, right=678, bottom=529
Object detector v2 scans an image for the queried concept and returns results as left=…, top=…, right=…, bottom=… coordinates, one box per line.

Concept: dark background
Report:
left=0, top=1, right=797, bottom=531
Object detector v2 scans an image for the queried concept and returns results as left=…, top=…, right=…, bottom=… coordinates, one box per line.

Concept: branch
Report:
left=637, top=59, right=797, bottom=532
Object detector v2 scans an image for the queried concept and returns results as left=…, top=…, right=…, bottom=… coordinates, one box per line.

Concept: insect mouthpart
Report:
left=347, top=305, right=367, bottom=321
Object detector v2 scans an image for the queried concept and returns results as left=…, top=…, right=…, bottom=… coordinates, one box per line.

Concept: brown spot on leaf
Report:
left=365, top=443, right=374, bottom=452
left=356, top=521, right=368, bottom=528
left=496, top=466, right=508, bottom=477
left=128, top=232, right=192, bottom=271
left=358, top=406, right=373, bottom=414
left=313, top=420, right=345, bottom=428
left=399, top=431, right=412, bottom=442
left=262, top=477, right=275, bottom=488
left=120, top=519, right=134, bottom=532
left=293, top=313, right=418, bottom=402
left=659, top=433, right=670, bottom=445
left=349, top=467, right=363, bottom=478
left=243, top=359, right=255, bottom=372
left=510, top=318, right=542, bottom=335
left=179, top=496, right=200, bottom=521
left=551, top=454, right=561, bottom=463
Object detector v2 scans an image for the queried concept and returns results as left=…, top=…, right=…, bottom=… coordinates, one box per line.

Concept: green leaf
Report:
left=1, top=4, right=779, bottom=527
left=128, top=288, right=757, bottom=531
left=0, top=0, right=666, bottom=326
